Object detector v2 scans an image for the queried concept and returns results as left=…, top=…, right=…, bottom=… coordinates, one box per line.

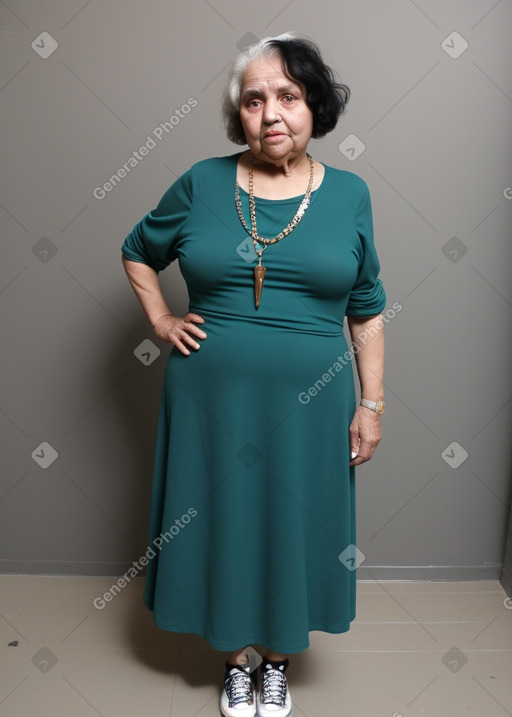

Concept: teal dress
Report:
left=121, top=153, right=385, bottom=654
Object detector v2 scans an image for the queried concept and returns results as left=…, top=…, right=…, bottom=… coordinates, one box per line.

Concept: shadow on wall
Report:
left=52, top=273, right=186, bottom=577
left=103, top=287, right=185, bottom=576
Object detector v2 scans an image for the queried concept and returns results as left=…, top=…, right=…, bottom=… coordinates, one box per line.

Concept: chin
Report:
left=262, top=144, right=295, bottom=158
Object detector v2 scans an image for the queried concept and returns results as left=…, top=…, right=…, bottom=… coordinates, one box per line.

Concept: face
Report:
left=239, top=54, right=314, bottom=166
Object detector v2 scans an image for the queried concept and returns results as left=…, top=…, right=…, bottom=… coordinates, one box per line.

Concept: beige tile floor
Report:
left=1, top=576, right=511, bottom=716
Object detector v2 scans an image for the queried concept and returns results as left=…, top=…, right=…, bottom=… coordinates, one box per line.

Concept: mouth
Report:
left=263, top=131, right=287, bottom=139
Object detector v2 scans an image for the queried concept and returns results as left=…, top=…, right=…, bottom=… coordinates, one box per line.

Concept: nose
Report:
left=262, top=97, right=282, bottom=124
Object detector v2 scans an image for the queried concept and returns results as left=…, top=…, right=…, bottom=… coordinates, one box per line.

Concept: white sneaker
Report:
left=220, top=663, right=257, bottom=717
left=256, top=660, right=293, bottom=717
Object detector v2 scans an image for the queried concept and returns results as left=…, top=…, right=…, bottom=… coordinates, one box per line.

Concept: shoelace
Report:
left=261, top=667, right=287, bottom=706
left=226, top=669, right=253, bottom=707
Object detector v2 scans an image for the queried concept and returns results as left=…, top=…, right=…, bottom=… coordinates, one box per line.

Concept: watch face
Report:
left=375, top=401, right=385, bottom=414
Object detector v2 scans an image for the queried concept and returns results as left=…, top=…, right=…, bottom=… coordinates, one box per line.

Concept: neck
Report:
left=250, top=151, right=309, bottom=178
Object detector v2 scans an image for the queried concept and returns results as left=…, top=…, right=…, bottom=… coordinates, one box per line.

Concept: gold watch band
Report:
left=360, top=398, right=385, bottom=415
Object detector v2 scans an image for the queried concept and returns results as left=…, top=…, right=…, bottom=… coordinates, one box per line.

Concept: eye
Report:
left=247, top=99, right=261, bottom=109
left=282, top=94, right=295, bottom=103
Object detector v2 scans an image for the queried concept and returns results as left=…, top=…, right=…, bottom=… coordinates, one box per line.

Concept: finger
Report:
left=356, top=439, right=375, bottom=461
left=348, top=440, right=370, bottom=466
left=178, top=330, right=204, bottom=351
left=350, top=454, right=369, bottom=466
left=171, top=337, right=191, bottom=356
left=184, top=313, right=205, bottom=324
left=349, top=427, right=360, bottom=453
left=350, top=447, right=375, bottom=465
left=182, top=322, right=207, bottom=339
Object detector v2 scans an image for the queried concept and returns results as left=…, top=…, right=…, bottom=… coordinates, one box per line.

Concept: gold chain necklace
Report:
left=235, top=154, right=314, bottom=308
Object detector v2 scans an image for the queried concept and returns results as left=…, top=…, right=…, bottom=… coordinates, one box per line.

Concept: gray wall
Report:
left=1, top=1, right=511, bottom=580
left=502, top=500, right=512, bottom=596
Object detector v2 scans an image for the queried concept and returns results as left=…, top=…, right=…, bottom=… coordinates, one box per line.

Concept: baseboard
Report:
left=0, top=559, right=504, bottom=581
left=357, top=565, right=502, bottom=581
left=500, top=566, right=512, bottom=596
left=0, top=560, right=141, bottom=577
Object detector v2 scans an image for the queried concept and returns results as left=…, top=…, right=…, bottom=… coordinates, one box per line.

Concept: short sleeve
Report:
left=121, top=169, right=193, bottom=272
left=346, top=182, right=386, bottom=317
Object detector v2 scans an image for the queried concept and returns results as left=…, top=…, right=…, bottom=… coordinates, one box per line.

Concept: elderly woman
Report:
left=122, top=32, right=385, bottom=717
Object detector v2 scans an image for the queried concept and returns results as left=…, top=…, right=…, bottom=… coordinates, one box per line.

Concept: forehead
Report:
left=241, top=55, right=301, bottom=91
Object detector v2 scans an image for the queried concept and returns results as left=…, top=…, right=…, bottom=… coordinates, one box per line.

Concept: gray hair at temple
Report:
left=222, top=32, right=351, bottom=145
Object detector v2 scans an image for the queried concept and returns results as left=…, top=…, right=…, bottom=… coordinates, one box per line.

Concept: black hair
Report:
left=266, top=37, right=350, bottom=139
left=222, top=34, right=350, bottom=145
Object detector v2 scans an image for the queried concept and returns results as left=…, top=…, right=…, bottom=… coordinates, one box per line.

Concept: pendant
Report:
left=254, top=261, right=266, bottom=308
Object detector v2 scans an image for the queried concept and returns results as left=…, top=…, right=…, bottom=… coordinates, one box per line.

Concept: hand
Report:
left=153, top=312, right=206, bottom=355
left=349, top=405, right=382, bottom=466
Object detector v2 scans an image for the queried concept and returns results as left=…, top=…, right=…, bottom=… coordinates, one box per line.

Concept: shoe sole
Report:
left=255, top=699, right=293, bottom=717
left=219, top=692, right=257, bottom=717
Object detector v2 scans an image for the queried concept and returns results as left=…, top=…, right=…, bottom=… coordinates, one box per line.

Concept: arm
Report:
left=122, top=256, right=206, bottom=355
left=347, top=312, right=385, bottom=466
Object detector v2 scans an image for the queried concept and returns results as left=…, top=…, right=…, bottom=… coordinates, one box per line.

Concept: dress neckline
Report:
left=233, top=152, right=326, bottom=204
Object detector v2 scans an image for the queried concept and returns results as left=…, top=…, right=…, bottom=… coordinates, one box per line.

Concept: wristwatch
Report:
left=360, top=398, right=385, bottom=415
